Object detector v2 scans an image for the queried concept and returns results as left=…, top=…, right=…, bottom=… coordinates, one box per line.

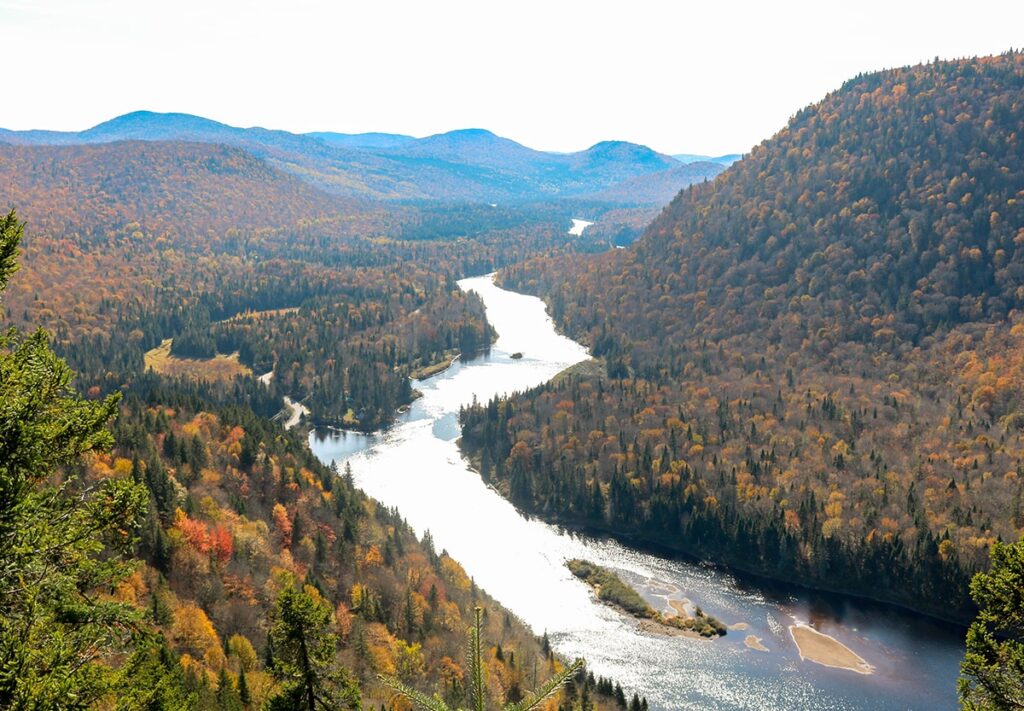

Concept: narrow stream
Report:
left=309, top=274, right=965, bottom=711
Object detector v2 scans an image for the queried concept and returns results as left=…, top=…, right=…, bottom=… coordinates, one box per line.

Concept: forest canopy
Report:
left=468, top=52, right=1024, bottom=620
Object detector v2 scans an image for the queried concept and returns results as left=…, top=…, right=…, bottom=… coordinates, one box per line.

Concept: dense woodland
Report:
left=0, top=197, right=642, bottom=708
left=463, top=52, right=1024, bottom=621
left=0, top=128, right=645, bottom=707
left=102, top=392, right=631, bottom=708
left=1, top=147, right=611, bottom=430
left=6, top=48, right=1024, bottom=708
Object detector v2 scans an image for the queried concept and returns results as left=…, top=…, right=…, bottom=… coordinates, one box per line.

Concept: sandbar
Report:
left=668, top=599, right=691, bottom=619
left=789, top=624, right=873, bottom=674
left=745, top=634, right=769, bottom=651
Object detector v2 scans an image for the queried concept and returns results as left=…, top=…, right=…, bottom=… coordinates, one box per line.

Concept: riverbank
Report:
left=460, top=359, right=974, bottom=629
left=410, top=353, right=460, bottom=381
left=501, top=501, right=972, bottom=628
left=309, top=273, right=966, bottom=711
left=460, top=430, right=970, bottom=629
left=481, top=272, right=983, bottom=631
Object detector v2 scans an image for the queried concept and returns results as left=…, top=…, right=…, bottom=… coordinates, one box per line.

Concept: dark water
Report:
left=309, top=274, right=965, bottom=711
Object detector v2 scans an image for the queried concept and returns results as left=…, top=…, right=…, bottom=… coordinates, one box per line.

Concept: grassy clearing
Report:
left=549, top=358, right=605, bottom=388
left=221, top=306, right=299, bottom=322
left=144, top=338, right=252, bottom=383
left=410, top=353, right=458, bottom=381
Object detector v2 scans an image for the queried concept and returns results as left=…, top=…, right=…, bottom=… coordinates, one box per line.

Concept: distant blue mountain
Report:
left=584, top=161, right=727, bottom=205
left=306, top=131, right=415, bottom=150
left=0, top=111, right=723, bottom=203
left=672, top=152, right=742, bottom=167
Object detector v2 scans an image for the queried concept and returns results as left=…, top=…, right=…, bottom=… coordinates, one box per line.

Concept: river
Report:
left=309, top=274, right=966, bottom=711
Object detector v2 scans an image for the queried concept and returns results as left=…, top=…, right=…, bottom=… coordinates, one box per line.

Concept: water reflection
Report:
left=309, top=274, right=965, bottom=711
left=309, top=427, right=376, bottom=462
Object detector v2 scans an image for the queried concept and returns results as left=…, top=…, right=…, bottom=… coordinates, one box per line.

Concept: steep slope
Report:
left=635, top=55, right=1024, bottom=344
left=98, top=395, right=627, bottom=708
left=464, top=51, right=1024, bottom=621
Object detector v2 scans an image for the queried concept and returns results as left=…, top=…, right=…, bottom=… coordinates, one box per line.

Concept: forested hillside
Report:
left=0, top=141, right=374, bottom=236
left=0, top=136, right=614, bottom=432
left=102, top=392, right=626, bottom=708
left=462, top=52, right=1024, bottom=621
left=0, top=194, right=638, bottom=706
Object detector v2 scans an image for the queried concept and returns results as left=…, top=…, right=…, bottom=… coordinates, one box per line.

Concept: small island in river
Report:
left=789, top=624, right=873, bottom=674
left=744, top=635, right=769, bottom=652
left=567, top=559, right=726, bottom=638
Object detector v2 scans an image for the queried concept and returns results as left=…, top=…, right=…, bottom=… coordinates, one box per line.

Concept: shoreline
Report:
left=479, top=282, right=975, bottom=628
left=460, top=437, right=970, bottom=630
left=410, top=353, right=460, bottom=381
left=304, top=272, right=963, bottom=709
left=560, top=513, right=969, bottom=627
left=567, top=559, right=725, bottom=639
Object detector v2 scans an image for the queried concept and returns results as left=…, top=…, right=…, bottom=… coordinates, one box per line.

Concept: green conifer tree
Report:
left=0, top=209, right=148, bottom=706
left=238, top=666, right=252, bottom=707
left=265, top=584, right=360, bottom=710
left=959, top=536, right=1024, bottom=709
left=379, top=607, right=583, bottom=711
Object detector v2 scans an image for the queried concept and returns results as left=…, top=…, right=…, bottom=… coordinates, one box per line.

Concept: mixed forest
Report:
left=0, top=141, right=612, bottom=430
left=0, top=110, right=654, bottom=706
left=4, top=48, right=1024, bottom=711
left=463, top=52, right=1024, bottom=621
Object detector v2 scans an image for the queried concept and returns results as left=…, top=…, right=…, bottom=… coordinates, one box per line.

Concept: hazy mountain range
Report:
left=672, top=152, right=742, bottom=166
left=0, top=111, right=727, bottom=203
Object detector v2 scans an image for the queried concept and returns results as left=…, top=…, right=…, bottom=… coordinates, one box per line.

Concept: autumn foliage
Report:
left=470, top=52, right=1024, bottom=620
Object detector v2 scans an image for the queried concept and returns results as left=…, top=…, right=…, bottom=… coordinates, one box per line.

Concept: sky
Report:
left=2, top=0, right=1023, bottom=155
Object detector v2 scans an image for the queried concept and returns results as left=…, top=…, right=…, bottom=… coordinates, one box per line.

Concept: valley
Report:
left=464, top=52, right=1024, bottom=624
left=2, top=36, right=1022, bottom=711
left=309, top=274, right=965, bottom=710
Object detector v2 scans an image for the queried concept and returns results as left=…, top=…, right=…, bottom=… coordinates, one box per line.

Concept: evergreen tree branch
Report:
left=504, top=658, right=583, bottom=711
left=377, top=674, right=453, bottom=711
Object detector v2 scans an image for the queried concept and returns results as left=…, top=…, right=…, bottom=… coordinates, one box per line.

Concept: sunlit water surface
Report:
left=310, top=274, right=964, bottom=711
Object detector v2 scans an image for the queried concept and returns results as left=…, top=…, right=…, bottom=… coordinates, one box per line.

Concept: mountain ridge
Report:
left=0, top=111, right=717, bottom=203
left=672, top=152, right=742, bottom=166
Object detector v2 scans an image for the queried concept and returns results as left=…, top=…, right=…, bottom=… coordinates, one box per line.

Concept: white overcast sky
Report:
left=2, top=0, right=1022, bottom=155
